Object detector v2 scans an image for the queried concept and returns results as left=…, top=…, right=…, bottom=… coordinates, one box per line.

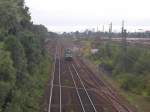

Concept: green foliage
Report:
left=89, top=43, right=150, bottom=97
left=4, top=36, right=29, bottom=87
left=134, top=51, right=150, bottom=74
left=19, top=31, right=42, bottom=74
left=0, top=43, right=16, bottom=110
left=0, top=0, right=53, bottom=112
left=0, top=0, right=30, bottom=33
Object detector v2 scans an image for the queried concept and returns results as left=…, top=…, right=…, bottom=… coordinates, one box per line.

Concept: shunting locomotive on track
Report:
left=64, top=48, right=73, bottom=61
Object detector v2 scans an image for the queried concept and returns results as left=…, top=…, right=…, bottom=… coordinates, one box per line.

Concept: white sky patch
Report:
left=25, top=0, right=150, bottom=32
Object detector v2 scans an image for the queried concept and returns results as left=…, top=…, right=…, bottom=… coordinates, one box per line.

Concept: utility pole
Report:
left=121, top=20, right=128, bottom=72
left=121, top=20, right=127, bottom=52
left=107, top=22, right=113, bottom=57
left=109, top=22, right=112, bottom=40
left=121, top=20, right=124, bottom=37
left=123, top=29, right=127, bottom=51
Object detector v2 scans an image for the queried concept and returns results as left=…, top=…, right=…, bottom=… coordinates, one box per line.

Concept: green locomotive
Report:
left=64, top=48, right=73, bottom=61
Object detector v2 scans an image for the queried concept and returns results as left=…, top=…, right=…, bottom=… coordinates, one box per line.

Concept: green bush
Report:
left=89, top=43, right=150, bottom=97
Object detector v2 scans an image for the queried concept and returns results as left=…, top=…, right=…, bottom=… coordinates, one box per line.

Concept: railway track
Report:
left=70, top=64, right=98, bottom=112
left=73, top=57, right=133, bottom=112
left=72, top=60, right=117, bottom=112
left=68, top=64, right=98, bottom=112
left=49, top=46, right=61, bottom=112
left=48, top=46, right=57, bottom=112
left=47, top=41, right=134, bottom=112
left=48, top=45, right=84, bottom=112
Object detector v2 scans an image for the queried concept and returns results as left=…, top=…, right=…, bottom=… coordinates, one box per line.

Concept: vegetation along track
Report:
left=47, top=42, right=134, bottom=112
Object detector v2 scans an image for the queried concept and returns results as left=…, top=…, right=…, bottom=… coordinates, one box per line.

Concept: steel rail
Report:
left=48, top=46, right=57, bottom=112
left=49, top=103, right=113, bottom=106
left=68, top=65, right=86, bottom=112
left=72, top=64, right=98, bottom=112
left=78, top=60, right=132, bottom=112
left=58, top=46, right=62, bottom=112
left=53, top=84, right=94, bottom=91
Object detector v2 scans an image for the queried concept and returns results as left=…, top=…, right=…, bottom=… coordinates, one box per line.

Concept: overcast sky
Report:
left=25, top=0, right=150, bottom=32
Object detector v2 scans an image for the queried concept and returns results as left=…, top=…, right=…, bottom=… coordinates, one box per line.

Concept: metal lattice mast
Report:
left=107, top=22, right=113, bottom=57
left=121, top=20, right=128, bottom=72
left=121, top=20, right=127, bottom=52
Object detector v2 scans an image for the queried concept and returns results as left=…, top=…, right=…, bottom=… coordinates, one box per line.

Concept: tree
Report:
left=0, top=43, right=16, bottom=110
left=4, top=36, right=29, bottom=87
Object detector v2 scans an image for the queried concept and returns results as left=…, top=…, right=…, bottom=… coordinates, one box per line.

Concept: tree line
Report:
left=0, top=0, right=54, bottom=111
